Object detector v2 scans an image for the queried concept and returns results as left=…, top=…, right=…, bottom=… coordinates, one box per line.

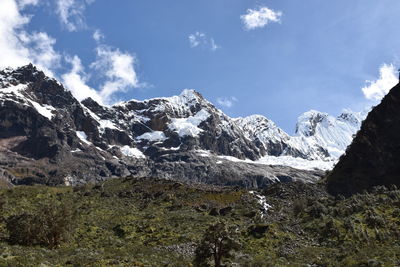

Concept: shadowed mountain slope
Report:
left=327, top=82, right=400, bottom=196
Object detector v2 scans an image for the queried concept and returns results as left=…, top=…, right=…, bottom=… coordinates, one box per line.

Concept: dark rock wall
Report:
left=327, top=83, right=400, bottom=196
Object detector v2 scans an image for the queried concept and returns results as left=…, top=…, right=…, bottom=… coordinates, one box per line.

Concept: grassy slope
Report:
left=0, top=177, right=399, bottom=266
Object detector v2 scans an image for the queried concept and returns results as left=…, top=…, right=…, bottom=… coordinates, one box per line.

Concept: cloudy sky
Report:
left=1, top=0, right=399, bottom=132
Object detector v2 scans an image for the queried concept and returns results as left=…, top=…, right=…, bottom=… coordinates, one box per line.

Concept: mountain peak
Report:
left=295, top=110, right=328, bottom=137
left=179, top=88, right=202, bottom=99
left=338, top=109, right=365, bottom=125
left=0, top=64, right=46, bottom=86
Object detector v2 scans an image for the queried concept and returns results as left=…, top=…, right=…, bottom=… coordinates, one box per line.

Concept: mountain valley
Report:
left=0, top=64, right=399, bottom=266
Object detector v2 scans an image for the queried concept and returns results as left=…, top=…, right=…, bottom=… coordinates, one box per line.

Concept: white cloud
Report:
left=217, top=96, right=238, bottom=108
left=210, top=38, right=220, bottom=51
left=0, top=0, right=60, bottom=76
left=17, top=0, right=39, bottom=8
left=0, top=0, right=141, bottom=105
left=188, top=32, right=220, bottom=51
left=62, top=46, right=142, bottom=105
left=240, top=6, right=282, bottom=30
left=362, top=64, right=398, bottom=101
left=55, top=0, right=95, bottom=32
left=93, top=29, right=104, bottom=42
left=189, top=32, right=205, bottom=47
left=91, top=45, right=139, bottom=104
left=61, top=55, right=103, bottom=104
left=19, top=32, right=61, bottom=71
left=62, top=46, right=141, bottom=105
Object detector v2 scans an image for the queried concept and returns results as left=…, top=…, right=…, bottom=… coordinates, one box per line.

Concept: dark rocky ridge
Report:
left=0, top=65, right=324, bottom=187
left=327, top=82, right=400, bottom=196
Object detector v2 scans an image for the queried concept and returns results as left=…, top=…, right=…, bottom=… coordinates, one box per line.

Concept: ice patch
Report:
left=136, top=131, right=167, bottom=142
left=256, top=155, right=335, bottom=171
left=168, top=109, right=210, bottom=137
left=196, top=149, right=211, bottom=157
left=30, top=101, right=55, bottom=120
left=99, top=120, right=118, bottom=130
left=249, top=191, right=272, bottom=218
left=76, top=131, right=91, bottom=145
left=120, top=146, right=146, bottom=158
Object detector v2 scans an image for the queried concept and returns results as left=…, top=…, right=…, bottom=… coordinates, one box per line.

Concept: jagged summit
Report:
left=295, top=110, right=329, bottom=137
left=0, top=64, right=44, bottom=85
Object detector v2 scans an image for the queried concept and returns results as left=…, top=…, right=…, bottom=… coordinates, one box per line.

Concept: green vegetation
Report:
left=0, top=178, right=399, bottom=266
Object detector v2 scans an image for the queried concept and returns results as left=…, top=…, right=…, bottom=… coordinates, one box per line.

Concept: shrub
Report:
left=248, top=224, right=269, bottom=239
left=293, top=199, right=307, bottom=217
left=0, top=196, right=6, bottom=222
left=322, top=218, right=340, bottom=239
left=365, top=210, right=385, bottom=228
left=6, top=199, right=77, bottom=248
left=308, top=201, right=328, bottom=218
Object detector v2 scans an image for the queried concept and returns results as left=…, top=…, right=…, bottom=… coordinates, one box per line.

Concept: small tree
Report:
left=194, top=222, right=241, bottom=267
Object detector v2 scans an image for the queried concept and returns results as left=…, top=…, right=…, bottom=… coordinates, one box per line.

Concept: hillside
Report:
left=0, top=178, right=399, bottom=266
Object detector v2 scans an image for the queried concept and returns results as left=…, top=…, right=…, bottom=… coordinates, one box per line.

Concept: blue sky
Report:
left=1, top=0, right=399, bottom=133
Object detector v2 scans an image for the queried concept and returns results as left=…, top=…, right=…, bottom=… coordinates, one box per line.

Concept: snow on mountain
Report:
left=76, top=131, right=91, bottom=145
left=235, top=115, right=290, bottom=144
left=136, top=131, right=167, bottom=142
left=0, top=64, right=366, bottom=175
left=256, top=155, right=335, bottom=171
left=108, top=89, right=262, bottom=160
left=168, top=109, right=210, bottom=137
left=234, top=109, right=366, bottom=168
left=120, top=145, right=146, bottom=158
left=0, top=81, right=56, bottom=121
left=294, top=109, right=365, bottom=158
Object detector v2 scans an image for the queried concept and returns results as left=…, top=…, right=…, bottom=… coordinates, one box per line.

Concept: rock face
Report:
left=327, top=82, right=400, bottom=196
left=0, top=64, right=362, bottom=187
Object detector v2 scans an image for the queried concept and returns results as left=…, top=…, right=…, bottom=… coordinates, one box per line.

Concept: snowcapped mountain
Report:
left=236, top=109, right=365, bottom=164
left=294, top=109, right=365, bottom=158
left=0, top=65, right=363, bottom=187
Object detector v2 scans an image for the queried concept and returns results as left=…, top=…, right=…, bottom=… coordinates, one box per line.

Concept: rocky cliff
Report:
left=327, top=82, right=400, bottom=196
